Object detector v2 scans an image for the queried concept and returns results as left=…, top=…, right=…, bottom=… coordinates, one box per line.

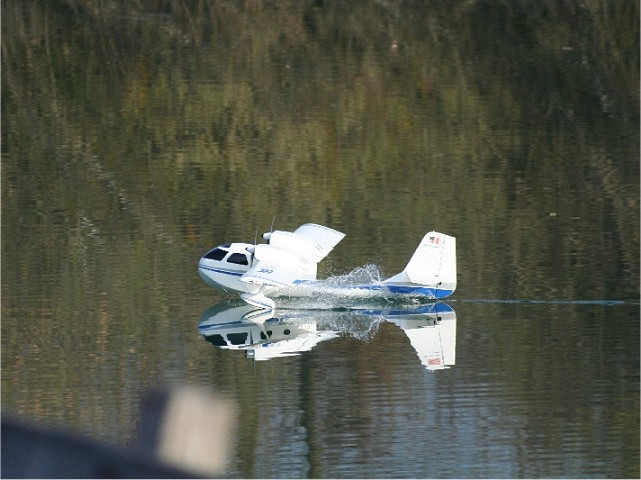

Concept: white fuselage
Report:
left=198, top=242, right=454, bottom=301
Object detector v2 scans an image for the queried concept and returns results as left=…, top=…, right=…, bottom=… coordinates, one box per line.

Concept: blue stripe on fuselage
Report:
left=198, top=264, right=245, bottom=277
left=293, top=281, right=453, bottom=298
left=385, top=285, right=454, bottom=298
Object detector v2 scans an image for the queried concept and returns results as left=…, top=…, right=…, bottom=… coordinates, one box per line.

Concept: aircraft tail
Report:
left=383, top=232, right=456, bottom=298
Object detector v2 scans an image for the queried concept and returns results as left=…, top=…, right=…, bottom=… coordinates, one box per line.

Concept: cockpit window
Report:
left=204, top=248, right=227, bottom=261
left=227, top=332, right=249, bottom=345
left=204, top=335, right=227, bottom=347
left=227, top=253, right=249, bottom=265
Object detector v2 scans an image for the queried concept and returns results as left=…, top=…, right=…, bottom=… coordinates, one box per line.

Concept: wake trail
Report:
left=272, top=264, right=634, bottom=310
left=274, top=264, right=438, bottom=310
left=449, top=299, right=631, bottom=306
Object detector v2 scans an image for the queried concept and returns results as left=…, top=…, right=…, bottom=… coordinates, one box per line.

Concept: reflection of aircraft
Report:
left=198, top=223, right=456, bottom=309
left=198, top=301, right=457, bottom=369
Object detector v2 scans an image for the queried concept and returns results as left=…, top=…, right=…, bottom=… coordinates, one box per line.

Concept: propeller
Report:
left=247, top=217, right=276, bottom=265
left=262, top=215, right=276, bottom=242
left=246, top=226, right=259, bottom=266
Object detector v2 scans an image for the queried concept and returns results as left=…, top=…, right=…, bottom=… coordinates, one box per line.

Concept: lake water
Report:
left=2, top=1, right=639, bottom=478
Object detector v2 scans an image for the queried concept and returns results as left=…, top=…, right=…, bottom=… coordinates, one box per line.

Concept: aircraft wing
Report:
left=241, top=262, right=299, bottom=288
left=242, top=224, right=345, bottom=288
left=265, top=224, right=345, bottom=264
left=292, top=224, right=345, bottom=259
left=241, top=244, right=309, bottom=288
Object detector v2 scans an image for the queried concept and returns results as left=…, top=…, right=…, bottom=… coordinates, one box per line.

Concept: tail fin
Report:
left=384, top=232, right=457, bottom=298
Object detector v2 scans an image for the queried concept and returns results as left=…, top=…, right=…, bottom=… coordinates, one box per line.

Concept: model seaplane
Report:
left=198, top=223, right=456, bottom=310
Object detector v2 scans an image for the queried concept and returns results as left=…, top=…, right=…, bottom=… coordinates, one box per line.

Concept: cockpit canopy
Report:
left=203, top=243, right=251, bottom=266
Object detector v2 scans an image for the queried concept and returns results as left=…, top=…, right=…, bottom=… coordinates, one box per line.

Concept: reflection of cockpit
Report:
left=206, top=331, right=250, bottom=347
left=199, top=303, right=334, bottom=360
left=203, top=244, right=250, bottom=266
left=203, top=319, right=304, bottom=349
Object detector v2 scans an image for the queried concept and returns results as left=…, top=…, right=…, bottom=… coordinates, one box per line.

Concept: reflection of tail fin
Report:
left=384, top=232, right=456, bottom=298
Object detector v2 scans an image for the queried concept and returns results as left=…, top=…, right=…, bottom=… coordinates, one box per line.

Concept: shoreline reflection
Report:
left=198, top=301, right=456, bottom=370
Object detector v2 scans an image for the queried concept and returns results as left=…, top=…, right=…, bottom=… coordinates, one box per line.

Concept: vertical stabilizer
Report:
left=384, top=232, right=457, bottom=296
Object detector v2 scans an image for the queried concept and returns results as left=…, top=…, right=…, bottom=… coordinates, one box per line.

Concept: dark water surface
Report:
left=2, top=1, right=639, bottom=478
